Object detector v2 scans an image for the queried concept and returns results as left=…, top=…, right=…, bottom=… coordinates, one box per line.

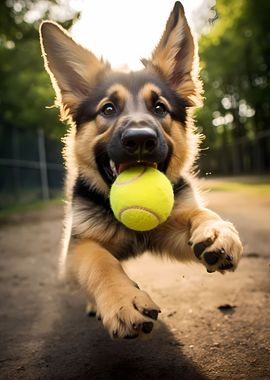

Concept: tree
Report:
left=0, top=0, right=79, bottom=139
left=197, top=0, right=270, bottom=173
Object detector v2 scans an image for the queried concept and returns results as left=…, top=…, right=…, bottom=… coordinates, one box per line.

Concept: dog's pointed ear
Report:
left=39, top=21, right=110, bottom=120
left=142, top=2, right=202, bottom=106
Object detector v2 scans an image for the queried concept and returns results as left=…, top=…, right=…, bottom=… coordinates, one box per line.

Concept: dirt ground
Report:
left=0, top=180, right=269, bottom=380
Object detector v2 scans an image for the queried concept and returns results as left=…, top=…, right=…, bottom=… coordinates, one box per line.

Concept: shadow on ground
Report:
left=0, top=210, right=205, bottom=380
left=36, top=291, right=206, bottom=380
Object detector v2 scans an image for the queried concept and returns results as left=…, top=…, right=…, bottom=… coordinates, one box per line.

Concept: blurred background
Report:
left=0, top=0, right=269, bottom=213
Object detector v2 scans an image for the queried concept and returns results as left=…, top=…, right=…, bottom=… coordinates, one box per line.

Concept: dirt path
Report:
left=0, top=184, right=269, bottom=380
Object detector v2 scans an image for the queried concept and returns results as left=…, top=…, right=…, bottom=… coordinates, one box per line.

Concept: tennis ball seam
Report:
left=114, top=167, right=147, bottom=186
left=118, top=206, right=161, bottom=223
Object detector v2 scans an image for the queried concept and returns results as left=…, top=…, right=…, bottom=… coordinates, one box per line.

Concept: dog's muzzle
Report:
left=95, top=124, right=171, bottom=186
left=108, top=124, right=169, bottom=170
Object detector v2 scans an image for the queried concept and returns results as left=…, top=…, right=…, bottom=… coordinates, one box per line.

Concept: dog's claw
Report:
left=124, top=334, right=139, bottom=339
left=219, top=262, right=234, bottom=270
left=87, top=311, right=96, bottom=317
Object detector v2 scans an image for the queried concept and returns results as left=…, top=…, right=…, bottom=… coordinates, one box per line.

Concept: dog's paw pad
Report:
left=203, top=251, right=221, bottom=265
left=142, top=322, right=154, bottom=334
left=143, top=308, right=159, bottom=320
left=193, top=238, right=214, bottom=259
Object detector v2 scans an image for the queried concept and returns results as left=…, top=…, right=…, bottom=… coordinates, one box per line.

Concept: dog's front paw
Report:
left=189, top=220, right=243, bottom=273
left=97, top=287, right=161, bottom=339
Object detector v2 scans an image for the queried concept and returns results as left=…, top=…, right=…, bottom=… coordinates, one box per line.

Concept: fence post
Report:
left=38, top=128, right=49, bottom=201
left=11, top=127, right=20, bottom=199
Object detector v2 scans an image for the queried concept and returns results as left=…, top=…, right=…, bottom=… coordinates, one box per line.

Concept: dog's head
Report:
left=40, top=1, right=202, bottom=194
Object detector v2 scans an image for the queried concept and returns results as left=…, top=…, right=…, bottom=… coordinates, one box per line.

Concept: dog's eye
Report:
left=100, top=103, right=117, bottom=117
left=153, top=101, right=168, bottom=116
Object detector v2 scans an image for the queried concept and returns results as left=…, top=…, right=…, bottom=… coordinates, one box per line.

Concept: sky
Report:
left=70, top=0, right=207, bottom=70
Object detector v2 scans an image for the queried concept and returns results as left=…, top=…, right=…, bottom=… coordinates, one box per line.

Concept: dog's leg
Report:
left=69, top=239, right=160, bottom=338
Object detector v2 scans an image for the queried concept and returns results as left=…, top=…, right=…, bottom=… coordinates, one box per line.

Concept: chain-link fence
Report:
left=0, top=124, right=64, bottom=209
left=1, top=124, right=269, bottom=210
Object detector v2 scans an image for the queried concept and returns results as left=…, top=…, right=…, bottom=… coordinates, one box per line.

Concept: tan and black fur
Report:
left=39, top=2, right=243, bottom=339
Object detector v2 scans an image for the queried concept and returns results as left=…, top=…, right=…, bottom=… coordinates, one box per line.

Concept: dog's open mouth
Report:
left=96, top=150, right=168, bottom=186
left=107, top=160, right=160, bottom=184
left=95, top=144, right=171, bottom=186
left=110, top=160, right=158, bottom=175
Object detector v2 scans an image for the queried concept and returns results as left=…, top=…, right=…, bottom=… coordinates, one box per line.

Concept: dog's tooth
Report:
left=109, top=160, right=118, bottom=177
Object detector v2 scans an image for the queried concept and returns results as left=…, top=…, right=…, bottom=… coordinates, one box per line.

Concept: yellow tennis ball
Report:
left=110, top=166, right=174, bottom=231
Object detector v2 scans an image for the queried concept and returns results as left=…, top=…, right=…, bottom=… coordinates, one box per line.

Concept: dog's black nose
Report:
left=121, top=127, right=157, bottom=154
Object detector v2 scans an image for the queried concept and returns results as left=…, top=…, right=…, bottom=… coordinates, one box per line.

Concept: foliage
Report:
left=1, top=0, right=269, bottom=173
left=197, top=0, right=270, bottom=150
left=0, top=0, right=78, bottom=139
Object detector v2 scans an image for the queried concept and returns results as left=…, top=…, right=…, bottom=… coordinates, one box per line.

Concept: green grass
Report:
left=0, top=196, right=64, bottom=221
left=205, top=179, right=270, bottom=195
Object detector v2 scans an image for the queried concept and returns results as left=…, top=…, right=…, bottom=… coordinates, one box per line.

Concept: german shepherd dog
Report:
left=40, top=2, right=243, bottom=339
